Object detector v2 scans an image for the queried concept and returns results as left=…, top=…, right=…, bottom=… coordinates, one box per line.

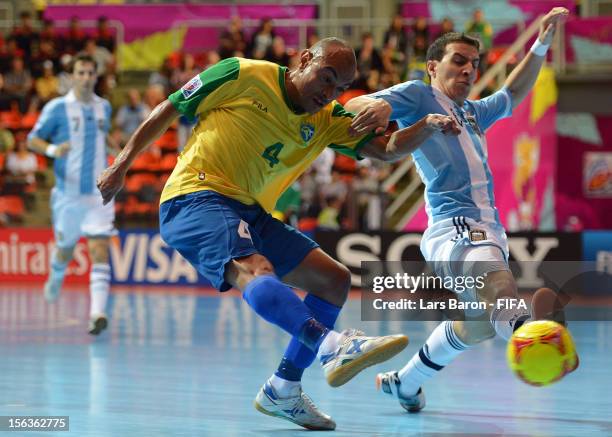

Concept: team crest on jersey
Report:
left=469, top=229, right=487, bottom=242
left=465, top=112, right=483, bottom=136
left=181, top=75, right=203, bottom=99
left=300, top=123, right=315, bottom=143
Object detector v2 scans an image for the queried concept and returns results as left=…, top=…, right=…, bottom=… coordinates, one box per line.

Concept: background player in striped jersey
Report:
left=346, top=7, right=573, bottom=411
left=97, top=38, right=457, bottom=430
left=28, top=54, right=117, bottom=336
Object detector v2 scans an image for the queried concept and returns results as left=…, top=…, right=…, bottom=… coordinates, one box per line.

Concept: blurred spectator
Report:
left=171, top=53, right=199, bottom=91
left=355, top=32, right=382, bottom=92
left=4, top=134, right=37, bottom=208
left=411, top=17, right=430, bottom=45
left=320, top=169, right=348, bottom=206
left=219, top=16, right=247, bottom=59
left=317, top=196, right=343, bottom=230
left=10, top=11, right=38, bottom=59
left=0, top=116, right=15, bottom=153
left=34, top=60, right=59, bottom=106
left=383, top=15, right=408, bottom=59
left=465, top=9, right=493, bottom=75
left=57, top=54, right=73, bottom=95
left=4, top=57, right=32, bottom=113
left=115, top=89, right=151, bottom=142
left=64, top=16, right=87, bottom=54
left=39, top=19, right=59, bottom=45
left=265, top=36, right=290, bottom=67
left=83, top=38, right=114, bottom=76
left=383, top=15, right=408, bottom=82
left=149, top=57, right=174, bottom=94
left=144, top=84, right=166, bottom=109
left=0, top=73, right=13, bottom=111
left=250, top=17, right=275, bottom=60
left=30, top=39, right=59, bottom=78
left=311, top=148, right=335, bottom=186
left=94, top=16, right=116, bottom=53
left=0, top=38, right=24, bottom=73
left=437, top=17, right=455, bottom=39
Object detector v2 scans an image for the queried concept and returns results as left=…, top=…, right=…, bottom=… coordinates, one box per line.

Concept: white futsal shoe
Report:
left=321, top=329, right=409, bottom=387
left=376, top=370, right=426, bottom=413
left=254, top=381, right=336, bottom=430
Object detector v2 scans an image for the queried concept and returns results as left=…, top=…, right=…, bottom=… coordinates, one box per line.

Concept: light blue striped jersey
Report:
left=28, top=90, right=112, bottom=196
left=371, top=81, right=512, bottom=225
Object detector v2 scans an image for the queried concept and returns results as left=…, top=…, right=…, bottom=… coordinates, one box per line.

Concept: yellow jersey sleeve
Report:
left=168, top=57, right=242, bottom=119
left=321, top=102, right=376, bottom=160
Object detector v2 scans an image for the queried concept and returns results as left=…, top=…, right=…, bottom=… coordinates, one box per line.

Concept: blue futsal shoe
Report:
left=43, top=274, right=63, bottom=303
left=321, top=329, right=409, bottom=387
left=376, top=370, right=426, bottom=413
left=254, top=381, right=336, bottom=430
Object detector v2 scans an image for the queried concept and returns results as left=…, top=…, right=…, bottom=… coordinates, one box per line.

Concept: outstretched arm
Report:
left=505, top=7, right=569, bottom=108
left=360, top=114, right=460, bottom=162
left=97, top=99, right=179, bottom=204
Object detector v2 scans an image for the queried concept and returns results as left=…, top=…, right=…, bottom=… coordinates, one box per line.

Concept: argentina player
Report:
left=346, top=7, right=573, bottom=412
left=28, top=54, right=117, bottom=335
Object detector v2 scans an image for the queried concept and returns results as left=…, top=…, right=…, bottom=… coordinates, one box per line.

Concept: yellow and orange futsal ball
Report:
left=506, top=320, right=579, bottom=386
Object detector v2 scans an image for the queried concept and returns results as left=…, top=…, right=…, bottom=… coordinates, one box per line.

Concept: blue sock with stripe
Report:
left=275, top=294, right=341, bottom=381
left=242, top=275, right=328, bottom=346
left=397, top=321, right=469, bottom=397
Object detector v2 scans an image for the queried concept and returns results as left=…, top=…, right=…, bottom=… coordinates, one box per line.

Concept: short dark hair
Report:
left=426, top=32, right=480, bottom=62
left=70, top=53, right=97, bottom=73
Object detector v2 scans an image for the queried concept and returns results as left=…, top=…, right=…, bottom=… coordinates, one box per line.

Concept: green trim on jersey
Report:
left=329, top=132, right=375, bottom=160
left=331, top=102, right=354, bottom=118
left=278, top=66, right=298, bottom=114
left=168, top=57, right=240, bottom=119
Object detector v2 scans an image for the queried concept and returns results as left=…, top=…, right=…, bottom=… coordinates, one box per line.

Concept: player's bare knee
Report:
left=55, top=246, right=75, bottom=263
left=320, top=264, right=351, bottom=304
left=88, top=238, right=110, bottom=264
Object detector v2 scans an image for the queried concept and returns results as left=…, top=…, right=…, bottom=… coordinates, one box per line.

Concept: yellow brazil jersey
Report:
left=161, top=57, right=374, bottom=212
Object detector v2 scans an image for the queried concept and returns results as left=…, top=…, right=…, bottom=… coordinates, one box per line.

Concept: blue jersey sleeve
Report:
left=468, top=87, right=513, bottom=132
left=368, top=81, right=424, bottom=121
left=28, top=98, right=63, bottom=142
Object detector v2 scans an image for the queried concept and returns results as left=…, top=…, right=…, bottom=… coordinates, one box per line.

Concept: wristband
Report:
left=530, top=38, right=550, bottom=57
left=45, top=144, right=58, bottom=157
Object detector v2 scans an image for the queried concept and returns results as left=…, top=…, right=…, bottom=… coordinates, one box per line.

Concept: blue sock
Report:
left=242, top=275, right=327, bottom=344
left=276, top=294, right=342, bottom=381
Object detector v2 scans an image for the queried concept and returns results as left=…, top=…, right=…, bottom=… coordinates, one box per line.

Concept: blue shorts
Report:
left=159, top=190, right=319, bottom=291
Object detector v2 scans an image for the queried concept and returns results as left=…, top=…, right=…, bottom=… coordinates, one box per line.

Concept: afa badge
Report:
left=300, top=123, right=315, bottom=143
left=469, top=229, right=487, bottom=242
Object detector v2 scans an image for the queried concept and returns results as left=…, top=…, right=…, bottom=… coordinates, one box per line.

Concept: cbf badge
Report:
left=300, top=123, right=315, bottom=143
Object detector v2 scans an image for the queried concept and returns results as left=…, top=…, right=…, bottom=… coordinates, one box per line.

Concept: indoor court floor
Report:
left=1, top=285, right=611, bottom=436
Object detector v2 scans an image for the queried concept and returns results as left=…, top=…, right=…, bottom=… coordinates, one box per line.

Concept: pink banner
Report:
left=405, top=88, right=557, bottom=232
left=556, top=115, right=612, bottom=230
left=563, top=17, right=612, bottom=63
left=45, top=4, right=317, bottom=51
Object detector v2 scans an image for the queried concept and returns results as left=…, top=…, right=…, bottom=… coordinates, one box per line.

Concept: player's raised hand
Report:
left=97, top=165, right=126, bottom=205
left=425, top=114, right=461, bottom=136
left=539, top=7, right=569, bottom=45
left=349, top=99, right=392, bottom=136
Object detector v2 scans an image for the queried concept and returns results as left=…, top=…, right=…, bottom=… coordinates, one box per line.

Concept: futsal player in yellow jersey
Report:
left=98, top=38, right=459, bottom=430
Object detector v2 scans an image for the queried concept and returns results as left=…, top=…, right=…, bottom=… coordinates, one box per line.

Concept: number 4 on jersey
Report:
left=261, top=142, right=284, bottom=168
